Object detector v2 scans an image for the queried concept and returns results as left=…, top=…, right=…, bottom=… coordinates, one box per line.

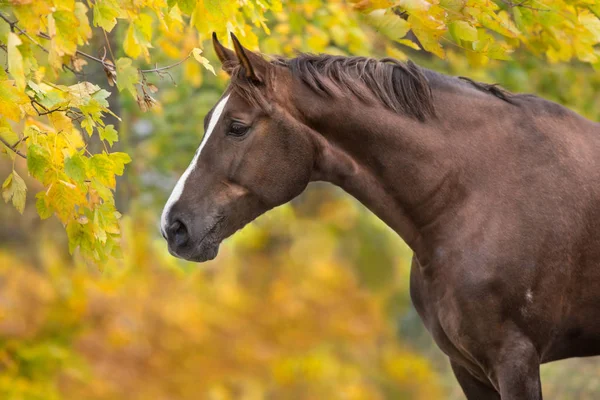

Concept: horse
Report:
left=160, top=32, right=600, bottom=399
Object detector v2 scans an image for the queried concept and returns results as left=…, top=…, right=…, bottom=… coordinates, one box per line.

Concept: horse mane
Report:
left=275, top=54, right=436, bottom=121
left=227, top=53, right=518, bottom=121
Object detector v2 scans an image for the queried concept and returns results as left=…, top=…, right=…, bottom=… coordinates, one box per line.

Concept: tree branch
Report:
left=0, top=136, right=27, bottom=159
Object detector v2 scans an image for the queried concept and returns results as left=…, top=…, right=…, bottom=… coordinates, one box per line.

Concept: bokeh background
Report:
left=2, top=1, right=600, bottom=399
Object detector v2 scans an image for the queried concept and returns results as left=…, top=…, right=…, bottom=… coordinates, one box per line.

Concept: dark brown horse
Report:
left=160, top=33, right=600, bottom=399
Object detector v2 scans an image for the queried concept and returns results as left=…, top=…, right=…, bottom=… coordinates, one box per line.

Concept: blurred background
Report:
left=2, top=1, right=600, bottom=399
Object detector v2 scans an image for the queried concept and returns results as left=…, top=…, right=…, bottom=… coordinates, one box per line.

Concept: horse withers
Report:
left=160, top=33, right=600, bottom=399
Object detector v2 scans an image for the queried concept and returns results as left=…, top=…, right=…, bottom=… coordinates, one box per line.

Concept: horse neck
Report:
left=296, top=92, right=456, bottom=264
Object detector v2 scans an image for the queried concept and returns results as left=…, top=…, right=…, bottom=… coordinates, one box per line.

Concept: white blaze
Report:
left=161, top=94, right=231, bottom=233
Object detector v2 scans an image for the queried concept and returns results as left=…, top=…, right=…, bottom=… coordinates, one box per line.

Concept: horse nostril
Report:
left=169, top=219, right=189, bottom=248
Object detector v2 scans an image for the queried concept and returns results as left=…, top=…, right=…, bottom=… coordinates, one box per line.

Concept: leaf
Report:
left=65, top=153, right=87, bottom=184
left=2, top=170, right=27, bottom=214
left=580, top=10, right=600, bottom=42
left=89, top=153, right=116, bottom=188
left=396, top=0, right=432, bottom=13
left=27, top=144, right=51, bottom=181
left=177, top=0, right=196, bottom=14
left=364, top=10, right=411, bottom=41
left=192, top=48, right=216, bottom=75
left=92, top=89, right=112, bottom=107
left=7, top=33, right=25, bottom=91
left=487, top=42, right=512, bottom=60
left=108, top=152, right=131, bottom=175
left=48, top=180, right=80, bottom=223
left=53, top=10, right=80, bottom=56
left=115, top=57, right=139, bottom=97
left=0, top=79, right=27, bottom=121
left=409, top=15, right=445, bottom=58
left=93, top=0, right=120, bottom=32
left=66, top=219, right=85, bottom=254
left=0, top=117, right=19, bottom=147
left=124, top=24, right=141, bottom=59
left=35, top=192, right=53, bottom=219
left=74, top=2, right=93, bottom=41
left=99, top=124, right=118, bottom=146
left=449, top=21, right=478, bottom=42
left=397, top=38, right=421, bottom=50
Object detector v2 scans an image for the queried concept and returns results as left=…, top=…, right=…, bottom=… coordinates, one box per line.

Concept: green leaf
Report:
left=365, top=10, right=411, bottom=42
left=449, top=21, right=478, bottom=42
left=364, top=10, right=411, bottom=41
left=91, top=89, right=112, bottom=107
left=487, top=43, right=512, bottom=60
left=65, top=153, right=88, bottom=184
left=66, top=220, right=85, bottom=254
left=35, top=192, right=53, bottom=219
left=115, top=57, right=139, bottom=97
left=27, top=144, right=51, bottom=181
left=177, top=0, right=196, bottom=14
left=99, top=124, right=118, bottom=146
left=2, top=170, right=27, bottom=214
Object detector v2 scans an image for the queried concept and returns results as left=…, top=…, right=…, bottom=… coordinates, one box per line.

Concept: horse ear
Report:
left=230, top=32, right=268, bottom=83
left=212, top=32, right=236, bottom=73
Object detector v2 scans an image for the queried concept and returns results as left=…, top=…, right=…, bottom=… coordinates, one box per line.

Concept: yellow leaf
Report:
left=0, top=79, right=27, bottom=121
left=580, top=10, right=600, bottom=42
left=0, top=117, right=19, bottom=147
left=7, top=33, right=25, bottom=91
left=409, top=15, right=445, bottom=58
left=2, top=170, right=27, bottom=214
left=124, top=24, right=141, bottom=59
left=93, top=0, right=121, bottom=32
left=192, top=48, right=216, bottom=75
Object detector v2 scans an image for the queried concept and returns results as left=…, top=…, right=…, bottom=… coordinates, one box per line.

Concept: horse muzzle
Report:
left=163, top=214, right=224, bottom=262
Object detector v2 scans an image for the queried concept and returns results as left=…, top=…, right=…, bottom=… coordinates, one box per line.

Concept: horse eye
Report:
left=228, top=122, right=250, bottom=137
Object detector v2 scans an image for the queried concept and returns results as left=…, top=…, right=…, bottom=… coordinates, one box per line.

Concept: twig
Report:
left=0, top=136, right=27, bottom=159
left=31, top=99, right=70, bottom=116
left=0, top=11, right=48, bottom=53
left=77, top=49, right=115, bottom=69
left=140, top=54, right=192, bottom=74
left=102, top=29, right=116, bottom=65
